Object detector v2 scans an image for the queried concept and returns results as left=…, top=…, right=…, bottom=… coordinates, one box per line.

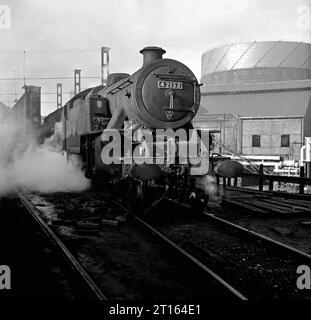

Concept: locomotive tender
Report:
left=45, top=47, right=211, bottom=207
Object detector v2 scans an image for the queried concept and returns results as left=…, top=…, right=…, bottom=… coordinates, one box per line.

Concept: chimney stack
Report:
left=140, top=46, right=166, bottom=66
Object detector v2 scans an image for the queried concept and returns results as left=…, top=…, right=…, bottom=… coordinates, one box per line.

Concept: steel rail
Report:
left=113, top=200, right=247, bottom=301
left=225, top=185, right=311, bottom=200
left=204, top=212, right=311, bottom=261
left=167, top=198, right=311, bottom=262
left=17, top=190, right=107, bottom=300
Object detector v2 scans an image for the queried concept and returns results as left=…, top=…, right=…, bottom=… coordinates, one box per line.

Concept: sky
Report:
left=0, top=0, right=310, bottom=115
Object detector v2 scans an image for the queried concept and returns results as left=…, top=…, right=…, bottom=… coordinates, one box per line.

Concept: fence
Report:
left=216, top=164, right=311, bottom=195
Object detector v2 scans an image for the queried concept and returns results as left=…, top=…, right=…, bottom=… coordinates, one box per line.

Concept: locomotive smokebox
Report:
left=140, top=46, right=166, bottom=65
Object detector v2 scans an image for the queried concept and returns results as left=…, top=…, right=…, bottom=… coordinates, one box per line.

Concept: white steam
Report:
left=0, top=113, right=90, bottom=195
left=195, top=174, right=222, bottom=202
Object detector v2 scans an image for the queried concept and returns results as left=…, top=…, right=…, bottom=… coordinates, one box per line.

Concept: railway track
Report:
left=113, top=200, right=247, bottom=301
left=14, top=188, right=311, bottom=300
left=21, top=189, right=248, bottom=300
left=15, top=190, right=107, bottom=300
left=139, top=198, right=311, bottom=299
left=223, top=186, right=311, bottom=216
left=168, top=198, right=311, bottom=261
left=225, top=186, right=311, bottom=200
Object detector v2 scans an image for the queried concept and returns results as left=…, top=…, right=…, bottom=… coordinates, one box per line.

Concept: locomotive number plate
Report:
left=158, top=80, right=183, bottom=90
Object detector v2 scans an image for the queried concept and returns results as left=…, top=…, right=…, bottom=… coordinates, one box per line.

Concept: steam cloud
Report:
left=0, top=112, right=90, bottom=196
left=195, top=174, right=222, bottom=202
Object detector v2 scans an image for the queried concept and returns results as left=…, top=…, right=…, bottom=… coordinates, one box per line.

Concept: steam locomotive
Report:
left=43, top=47, right=212, bottom=209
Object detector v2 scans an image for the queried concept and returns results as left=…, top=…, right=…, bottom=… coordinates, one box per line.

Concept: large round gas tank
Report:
left=214, top=160, right=244, bottom=178
left=130, top=59, right=200, bottom=129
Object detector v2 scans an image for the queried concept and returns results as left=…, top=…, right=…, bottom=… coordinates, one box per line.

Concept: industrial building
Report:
left=9, top=85, right=41, bottom=134
left=195, top=41, right=311, bottom=161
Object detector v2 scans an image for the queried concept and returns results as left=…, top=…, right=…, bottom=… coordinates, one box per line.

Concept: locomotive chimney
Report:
left=140, top=46, right=166, bottom=65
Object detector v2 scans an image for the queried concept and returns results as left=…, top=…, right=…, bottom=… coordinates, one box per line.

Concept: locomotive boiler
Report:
left=49, top=47, right=210, bottom=209
left=101, top=46, right=200, bottom=130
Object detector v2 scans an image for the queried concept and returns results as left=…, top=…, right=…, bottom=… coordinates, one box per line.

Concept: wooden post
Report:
left=269, top=177, right=274, bottom=191
left=299, top=166, right=305, bottom=194
left=216, top=175, right=220, bottom=186
left=259, top=164, right=264, bottom=192
left=215, top=175, right=220, bottom=198
left=223, top=177, right=227, bottom=189
left=222, top=177, right=227, bottom=199
left=227, top=178, right=231, bottom=186
left=234, top=177, right=238, bottom=187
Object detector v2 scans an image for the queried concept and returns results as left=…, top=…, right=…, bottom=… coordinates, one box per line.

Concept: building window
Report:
left=281, top=134, right=290, bottom=147
left=252, top=135, right=261, bottom=147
